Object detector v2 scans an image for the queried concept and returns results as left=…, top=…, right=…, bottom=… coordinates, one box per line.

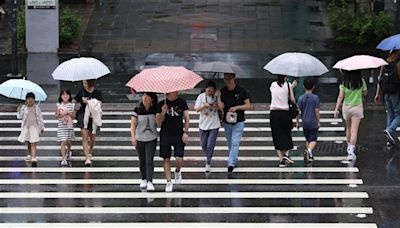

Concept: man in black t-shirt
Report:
left=156, top=91, right=190, bottom=192
left=217, top=73, right=252, bottom=173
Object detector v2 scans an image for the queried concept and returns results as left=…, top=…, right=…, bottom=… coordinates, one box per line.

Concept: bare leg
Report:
left=175, top=157, right=183, bottom=171
left=308, top=141, right=317, bottom=151
left=26, top=142, right=32, bottom=156
left=81, top=129, right=90, bottom=160
left=89, top=133, right=96, bottom=156
left=345, top=118, right=352, bottom=144
left=61, top=141, right=67, bottom=159
left=350, top=118, right=362, bottom=146
left=163, top=158, right=171, bottom=181
left=31, top=143, right=37, bottom=158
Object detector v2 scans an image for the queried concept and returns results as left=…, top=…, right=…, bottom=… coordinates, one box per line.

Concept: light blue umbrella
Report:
left=0, top=79, right=47, bottom=101
left=376, top=34, right=400, bottom=51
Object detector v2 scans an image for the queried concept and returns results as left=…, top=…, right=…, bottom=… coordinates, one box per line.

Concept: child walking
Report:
left=55, top=90, right=76, bottom=166
left=296, top=78, right=320, bottom=162
left=334, top=70, right=367, bottom=161
left=17, top=92, right=44, bottom=166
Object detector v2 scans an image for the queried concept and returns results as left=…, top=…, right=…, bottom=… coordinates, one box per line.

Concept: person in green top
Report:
left=334, top=70, right=367, bottom=161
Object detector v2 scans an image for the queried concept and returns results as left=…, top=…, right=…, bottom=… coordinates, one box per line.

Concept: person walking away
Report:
left=73, top=79, right=102, bottom=167
left=334, top=70, right=367, bottom=161
left=270, top=75, right=296, bottom=167
left=216, top=73, right=252, bottom=173
left=374, top=51, right=400, bottom=148
left=156, top=91, right=190, bottom=192
left=194, top=81, right=221, bottom=172
left=55, top=89, right=75, bottom=166
left=17, top=92, right=44, bottom=167
left=296, top=78, right=320, bottom=162
left=131, top=92, right=158, bottom=192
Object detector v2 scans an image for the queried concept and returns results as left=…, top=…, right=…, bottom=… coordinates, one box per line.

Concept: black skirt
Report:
left=270, top=110, right=293, bottom=151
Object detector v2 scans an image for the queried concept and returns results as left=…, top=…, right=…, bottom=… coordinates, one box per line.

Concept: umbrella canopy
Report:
left=333, top=55, right=388, bottom=71
left=192, top=61, right=245, bottom=77
left=52, top=57, right=110, bottom=82
left=0, top=79, right=47, bottom=101
left=263, top=52, right=329, bottom=77
left=376, top=34, right=400, bottom=51
left=126, top=66, right=203, bottom=93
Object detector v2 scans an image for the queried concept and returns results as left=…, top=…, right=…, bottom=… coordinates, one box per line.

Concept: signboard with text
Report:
left=27, top=0, right=56, bottom=9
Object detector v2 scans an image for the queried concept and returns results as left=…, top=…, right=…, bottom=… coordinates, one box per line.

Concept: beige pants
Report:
left=342, top=103, right=364, bottom=120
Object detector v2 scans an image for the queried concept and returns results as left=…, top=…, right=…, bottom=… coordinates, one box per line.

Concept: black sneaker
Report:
left=279, top=160, right=287, bottom=168
left=227, top=166, right=234, bottom=172
left=384, top=130, right=396, bottom=145
left=283, top=155, right=294, bottom=164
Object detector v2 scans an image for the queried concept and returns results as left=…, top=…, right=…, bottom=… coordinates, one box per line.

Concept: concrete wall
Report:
left=25, top=0, right=59, bottom=53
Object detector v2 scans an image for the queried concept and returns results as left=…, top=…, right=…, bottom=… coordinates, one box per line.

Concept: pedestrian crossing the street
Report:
left=0, top=109, right=377, bottom=227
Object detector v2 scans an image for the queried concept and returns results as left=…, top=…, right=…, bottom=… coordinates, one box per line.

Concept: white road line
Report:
left=0, top=179, right=363, bottom=185
left=0, top=145, right=297, bottom=151
left=0, top=223, right=378, bottom=228
left=0, top=136, right=348, bottom=142
left=0, top=110, right=337, bottom=116
left=0, top=156, right=349, bottom=161
left=0, top=192, right=368, bottom=199
left=1, top=118, right=342, bottom=124
left=0, top=167, right=359, bottom=173
left=0, top=207, right=373, bottom=214
left=0, top=127, right=345, bottom=132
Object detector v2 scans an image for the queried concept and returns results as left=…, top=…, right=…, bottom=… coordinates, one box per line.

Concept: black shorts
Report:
left=76, top=111, right=100, bottom=133
left=160, top=135, right=185, bottom=159
left=303, top=128, right=318, bottom=142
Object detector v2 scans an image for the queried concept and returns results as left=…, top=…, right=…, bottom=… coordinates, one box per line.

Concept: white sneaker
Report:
left=84, top=159, right=92, bottom=167
left=140, top=179, right=147, bottom=189
left=347, top=153, right=357, bottom=161
left=174, top=170, right=182, bottom=184
left=25, top=155, right=32, bottom=161
left=205, top=164, right=211, bottom=172
left=147, top=182, right=155, bottom=191
left=165, top=181, right=173, bottom=192
left=60, top=159, right=68, bottom=166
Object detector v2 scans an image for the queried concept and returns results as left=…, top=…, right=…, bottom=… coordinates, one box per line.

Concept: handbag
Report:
left=287, top=82, right=299, bottom=119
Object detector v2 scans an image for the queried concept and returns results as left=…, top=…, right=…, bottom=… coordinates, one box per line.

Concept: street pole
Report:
left=10, top=0, right=18, bottom=76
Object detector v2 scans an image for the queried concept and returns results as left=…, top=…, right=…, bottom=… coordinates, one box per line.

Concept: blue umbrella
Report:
left=0, top=79, right=47, bottom=101
left=376, top=34, right=400, bottom=51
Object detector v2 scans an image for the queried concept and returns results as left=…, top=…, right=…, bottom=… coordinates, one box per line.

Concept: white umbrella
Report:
left=333, top=55, right=388, bottom=71
left=264, top=52, right=329, bottom=77
left=0, top=79, right=47, bottom=101
left=52, top=57, right=110, bottom=82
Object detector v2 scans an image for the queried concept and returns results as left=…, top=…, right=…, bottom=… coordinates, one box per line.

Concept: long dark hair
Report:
left=342, top=70, right=363, bottom=90
left=138, top=92, right=158, bottom=113
left=277, top=75, right=286, bottom=87
left=58, top=89, right=72, bottom=103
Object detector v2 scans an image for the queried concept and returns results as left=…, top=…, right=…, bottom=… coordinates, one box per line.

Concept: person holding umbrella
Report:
left=269, top=75, right=296, bottom=167
left=334, top=70, right=367, bottom=161
left=131, top=92, right=158, bottom=192
left=156, top=91, right=190, bottom=192
left=216, top=73, right=252, bottom=172
left=374, top=51, right=400, bottom=148
left=73, top=79, right=103, bottom=167
left=17, top=92, right=45, bottom=166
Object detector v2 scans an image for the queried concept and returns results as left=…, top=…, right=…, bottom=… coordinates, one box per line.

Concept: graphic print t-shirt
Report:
left=132, top=106, right=158, bottom=142
left=157, top=98, right=189, bottom=136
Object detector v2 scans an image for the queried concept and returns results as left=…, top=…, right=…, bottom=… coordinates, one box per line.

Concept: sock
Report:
left=347, top=144, right=355, bottom=155
left=175, top=169, right=180, bottom=173
left=307, top=148, right=313, bottom=157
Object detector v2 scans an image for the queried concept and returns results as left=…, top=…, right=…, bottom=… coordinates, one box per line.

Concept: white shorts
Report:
left=342, top=103, right=364, bottom=120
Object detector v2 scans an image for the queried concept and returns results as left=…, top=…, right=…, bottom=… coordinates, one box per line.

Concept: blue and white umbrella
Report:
left=376, top=34, right=400, bottom=51
left=0, top=79, right=47, bottom=101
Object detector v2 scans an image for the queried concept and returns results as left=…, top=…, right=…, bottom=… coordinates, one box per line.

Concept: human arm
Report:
left=155, top=103, right=168, bottom=126
left=182, top=110, right=190, bottom=144
left=334, top=88, right=345, bottom=118
left=130, top=116, right=138, bottom=146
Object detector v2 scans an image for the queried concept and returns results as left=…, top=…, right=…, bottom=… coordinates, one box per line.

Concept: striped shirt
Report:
left=56, top=102, right=75, bottom=142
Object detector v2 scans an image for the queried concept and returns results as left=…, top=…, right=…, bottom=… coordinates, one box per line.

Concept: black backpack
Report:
left=380, top=61, right=400, bottom=95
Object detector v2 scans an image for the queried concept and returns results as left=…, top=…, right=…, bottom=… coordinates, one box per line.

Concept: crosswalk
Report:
left=0, top=108, right=377, bottom=227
